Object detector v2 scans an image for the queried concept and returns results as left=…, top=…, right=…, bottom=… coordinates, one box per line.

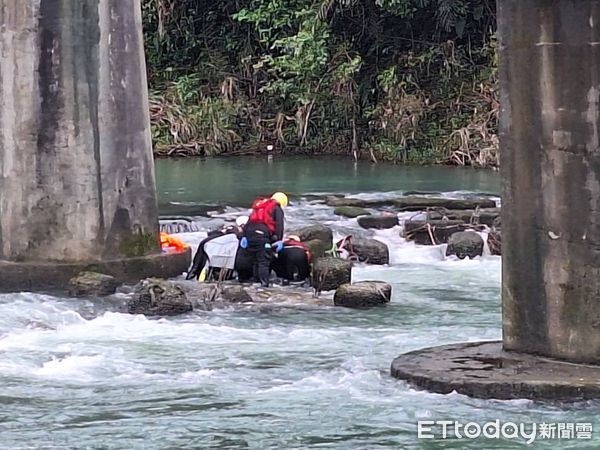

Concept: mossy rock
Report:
left=334, top=206, right=371, bottom=218
left=295, top=224, right=333, bottom=247
left=446, top=231, right=484, bottom=259
left=68, top=271, right=119, bottom=297
left=303, top=239, right=331, bottom=259
left=334, top=281, right=392, bottom=308
left=357, top=215, right=398, bottom=229
left=312, top=257, right=353, bottom=291
left=128, top=278, right=192, bottom=316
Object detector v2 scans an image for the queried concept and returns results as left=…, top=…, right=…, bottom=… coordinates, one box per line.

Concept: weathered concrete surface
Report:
left=499, top=0, right=600, bottom=363
left=0, top=0, right=159, bottom=263
left=391, top=341, right=600, bottom=400
left=0, top=248, right=190, bottom=293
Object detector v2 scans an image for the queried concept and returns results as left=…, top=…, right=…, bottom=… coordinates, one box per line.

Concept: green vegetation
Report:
left=143, top=0, right=497, bottom=167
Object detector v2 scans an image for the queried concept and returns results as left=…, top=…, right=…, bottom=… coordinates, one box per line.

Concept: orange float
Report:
left=160, top=232, right=189, bottom=253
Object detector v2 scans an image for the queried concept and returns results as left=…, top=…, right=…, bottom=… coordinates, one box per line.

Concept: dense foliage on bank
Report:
left=142, top=0, right=497, bottom=166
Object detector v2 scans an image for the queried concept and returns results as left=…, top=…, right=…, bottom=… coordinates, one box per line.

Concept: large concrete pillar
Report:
left=0, top=0, right=158, bottom=261
left=499, top=0, right=600, bottom=363
left=0, top=1, right=189, bottom=290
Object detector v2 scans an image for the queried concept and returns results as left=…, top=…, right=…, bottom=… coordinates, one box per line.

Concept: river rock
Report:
left=303, top=239, right=331, bottom=259
left=493, top=215, right=501, bottom=228
left=128, top=278, right=193, bottom=316
left=334, top=206, right=371, bottom=218
left=348, top=238, right=389, bottom=265
left=487, top=229, right=502, bottom=255
left=326, top=196, right=368, bottom=207
left=427, top=208, right=500, bottom=227
left=334, top=281, right=392, bottom=308
left=220, top=286, right=253, bottom=303
left=393, top=197, right=496, bottom=211
left=404, top=219, right=467, bottom=245
left=327, top=196, right=496, bottom=211
left=68, top=271, right=119, bottom=297
left=312, top=257, right=352, bottom=292
left=357, top=215, right=398, bottom=229
left=295, top=224, right=333, bottom=247
left=446, top=231, right=484, bottom=259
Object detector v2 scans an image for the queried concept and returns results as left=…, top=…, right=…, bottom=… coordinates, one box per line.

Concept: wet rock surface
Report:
left=347, top=238, right=389, bottom=265
left=487, top=229, right=502, bottom=255
left=334, top=281, right=392, bottom=308
left=312, top=257, right=353, bottom=292
left=427, top=208, right=500, bottom=226
left=404, top=219, right=468, bottom=245
left=128, top=278, right=193, bottom=316
left=303, top=239, right=331, bottom=259
left=357, top=215, right=398, bottom=230
left=445, top=231, right=484, bottom=259
left=68, top=271, right=119, bottom=297
left=326, top=196, right=496, bottom=211
left=391, top=341, right=600, bottom=400
left=294, top=224, right=334, bottom=247
left=333, top=206, right=371, bottom=218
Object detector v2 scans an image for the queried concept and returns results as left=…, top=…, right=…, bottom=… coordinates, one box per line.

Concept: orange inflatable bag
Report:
left=160, top=232, right=189, bottom=253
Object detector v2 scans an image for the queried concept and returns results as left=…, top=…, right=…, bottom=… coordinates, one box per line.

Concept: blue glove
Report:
left=240, top=237, right=248, bottom=249
left=273, top=241, right=284, bottom=253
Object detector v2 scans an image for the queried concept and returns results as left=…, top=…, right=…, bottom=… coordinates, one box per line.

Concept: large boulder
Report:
left=404, top=219, right=467, bottom=245
left=295, top=224, right=333, bottom=247
left=487, top=229, right=502, bottom=256
left=334, top=206, right=371, bottom=218
left=68, top=271, right=119, bottom=297
left=334, top=281, right=392, bottom=308
left=128, top=278, right=193, bottom=316
left=446, top=231, right=485, bottom=259
left=357, top=215, right=398, bottom=230
left=347, top=238, right=389, bottom=265
left=312, top=257, right=353, bottom=292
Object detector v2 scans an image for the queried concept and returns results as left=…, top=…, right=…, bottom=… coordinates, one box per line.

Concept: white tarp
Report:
left=203, top=233, right=239, bottom=269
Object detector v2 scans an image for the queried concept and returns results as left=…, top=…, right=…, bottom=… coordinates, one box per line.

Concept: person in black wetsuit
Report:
left=241, top=192, right=287, bottom=287
left=186, top=218, right=247, bottom=281
left=271, top=236, right=312, bottom=283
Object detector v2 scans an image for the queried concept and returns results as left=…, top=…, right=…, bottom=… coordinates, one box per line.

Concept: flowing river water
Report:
left=1, top=158, right=598, bottom=449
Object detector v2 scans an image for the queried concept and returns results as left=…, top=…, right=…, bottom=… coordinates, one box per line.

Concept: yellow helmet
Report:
left=271, top=192, right=289, bottom=208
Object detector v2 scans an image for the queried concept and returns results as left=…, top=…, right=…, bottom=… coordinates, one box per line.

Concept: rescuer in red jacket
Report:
left=241, top=192, right=288, bottom=287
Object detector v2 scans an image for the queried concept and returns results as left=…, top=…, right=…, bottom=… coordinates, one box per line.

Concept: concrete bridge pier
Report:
left=391, top=0, right=600, bottom=399
left=0, top=0, right=189, bottom=291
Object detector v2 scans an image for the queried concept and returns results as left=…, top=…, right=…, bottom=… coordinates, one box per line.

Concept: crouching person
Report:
left=271, top=236, right=312, bottom=283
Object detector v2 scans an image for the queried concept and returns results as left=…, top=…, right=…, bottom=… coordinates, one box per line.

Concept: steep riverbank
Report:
left=143, top=0, right=498, bottom=166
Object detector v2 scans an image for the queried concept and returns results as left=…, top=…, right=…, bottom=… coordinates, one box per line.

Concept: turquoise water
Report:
left=1, top=158, right=598, bottom=449
left=155, top=157, right=500, bottom=207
